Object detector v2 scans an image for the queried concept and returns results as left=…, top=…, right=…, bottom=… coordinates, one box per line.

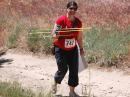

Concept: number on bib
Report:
left=65, top=39, right=75, bottom=48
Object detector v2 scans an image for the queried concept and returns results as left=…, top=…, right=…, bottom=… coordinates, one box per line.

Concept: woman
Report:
left=51, top=1, right=84, bottom=97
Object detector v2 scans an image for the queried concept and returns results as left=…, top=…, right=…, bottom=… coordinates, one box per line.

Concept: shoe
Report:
left=69, top=91, right=80, bottom=97
left=51, top=83, right=57, bottom=94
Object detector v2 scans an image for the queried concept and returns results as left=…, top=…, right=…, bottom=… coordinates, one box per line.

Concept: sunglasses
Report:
left=68, top=7, right=77, bottom=11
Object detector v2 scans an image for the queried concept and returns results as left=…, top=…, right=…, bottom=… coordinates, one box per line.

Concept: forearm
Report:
left=77, top=31, right=84, bottom=49
left=51, top=24, right=62, bottom=35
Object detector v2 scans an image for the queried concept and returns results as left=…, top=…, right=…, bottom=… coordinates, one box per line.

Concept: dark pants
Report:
left=54, top=46, right=79, bottom=87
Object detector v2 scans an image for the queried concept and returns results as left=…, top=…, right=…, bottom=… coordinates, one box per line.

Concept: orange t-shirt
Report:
left=53, top=15, right=82, bottom=51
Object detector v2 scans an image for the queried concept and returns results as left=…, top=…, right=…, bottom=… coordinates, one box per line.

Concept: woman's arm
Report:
left=77, top=31, right=85, bottom=55
left=51, top=24, right=62, bottom=37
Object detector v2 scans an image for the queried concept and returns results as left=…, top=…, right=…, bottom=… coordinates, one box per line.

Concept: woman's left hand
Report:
left=80, top=48, right=85, bottom=55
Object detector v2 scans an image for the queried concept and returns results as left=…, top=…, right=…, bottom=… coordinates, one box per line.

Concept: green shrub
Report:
left=7, top=22, right=27, bottom=49
left=27, top=28, right=53, bottom=54
left=84, top=26, right=130, bottom=66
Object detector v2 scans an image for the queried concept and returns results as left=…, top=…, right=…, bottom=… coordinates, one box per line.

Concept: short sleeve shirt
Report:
left=53, top=15, right=82, bottom=51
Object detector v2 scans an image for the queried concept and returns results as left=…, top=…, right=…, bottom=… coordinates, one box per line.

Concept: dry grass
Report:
left=0, top=0, right=130, bottom=66
left=0, top=0, right=130, bottom=28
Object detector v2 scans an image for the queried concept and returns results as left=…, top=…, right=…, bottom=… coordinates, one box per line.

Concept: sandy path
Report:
left=0, top=51, right=130, bottom=97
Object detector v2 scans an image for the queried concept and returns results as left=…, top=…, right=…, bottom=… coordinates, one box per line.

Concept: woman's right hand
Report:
left=52, top=34, right=57, bottom=38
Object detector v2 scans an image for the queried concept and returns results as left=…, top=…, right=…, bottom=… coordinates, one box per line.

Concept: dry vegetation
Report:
left=0, top=0, right=130, bottom=28
left=0, top=1, right=130, bottom=96
left=0, top=0, right=130, bottom=65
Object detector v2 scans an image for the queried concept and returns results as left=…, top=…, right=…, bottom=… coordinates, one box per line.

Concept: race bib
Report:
left=65, top=38, right=76, bottom=48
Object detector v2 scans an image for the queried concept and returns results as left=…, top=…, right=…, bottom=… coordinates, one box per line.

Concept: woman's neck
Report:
left=67, top=14, right=75, bottom=21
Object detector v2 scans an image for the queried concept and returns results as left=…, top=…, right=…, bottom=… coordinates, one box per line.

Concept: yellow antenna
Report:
left=29, top=27, right=92, bottom=34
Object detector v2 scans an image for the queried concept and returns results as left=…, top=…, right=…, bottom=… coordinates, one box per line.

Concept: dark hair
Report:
left=67, top=1, right=78, bottom=9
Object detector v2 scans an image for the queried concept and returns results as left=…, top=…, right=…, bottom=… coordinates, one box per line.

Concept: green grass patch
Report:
left=0, top=81, right=53, bottom=97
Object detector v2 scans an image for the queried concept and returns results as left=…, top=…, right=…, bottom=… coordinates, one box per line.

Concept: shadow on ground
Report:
left=0, top=58, right=13, bottom=67
left=0, top=51, right=6, bottom=57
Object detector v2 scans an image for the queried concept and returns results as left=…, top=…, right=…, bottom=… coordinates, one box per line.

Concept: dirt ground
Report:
left=0, top=50, right=130, bottom=97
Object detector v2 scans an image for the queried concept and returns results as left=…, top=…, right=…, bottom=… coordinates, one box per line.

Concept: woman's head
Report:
left=67, top=1, right=78, bottom=11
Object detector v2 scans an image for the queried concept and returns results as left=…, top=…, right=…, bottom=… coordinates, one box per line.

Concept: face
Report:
left=67, top=6, right=77, bottom=15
